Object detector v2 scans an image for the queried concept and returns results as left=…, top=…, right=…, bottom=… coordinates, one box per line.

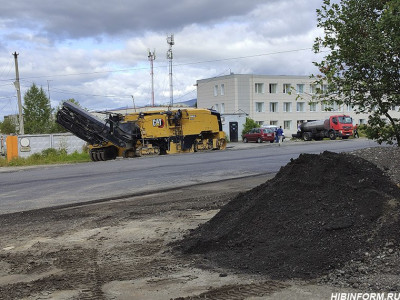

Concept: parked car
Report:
left=261, top=125, right=285, bottom=141
left=243, top=128, right=275, bottom=143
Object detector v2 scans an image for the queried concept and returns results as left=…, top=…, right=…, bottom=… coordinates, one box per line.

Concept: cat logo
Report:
left=152, top=118, right=164, bottom=128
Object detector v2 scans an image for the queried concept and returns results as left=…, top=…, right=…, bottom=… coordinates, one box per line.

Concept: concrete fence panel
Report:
left=0, top=133, right=87, bottom=158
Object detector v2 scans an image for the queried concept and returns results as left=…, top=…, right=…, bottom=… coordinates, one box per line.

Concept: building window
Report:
left=390, top=104, right=397, bottom=111
left=283, top=102, right=292, bottom=112
left=255, top=102, right=265, bottom=113
left=214, top=85, right=218, bottom=96
left=321, top=84, right=328, bottom=93
left=283, top=84, right=291, bottom=94
left=335, top=102, right=343, bottom=112
left=255, top=83, right=265, bottom=94
left=220, top=103, right=225, bottom=113
left=309, top=102, right=317, bottom=112
left=256, top=121, right=264, bottom=126
left=310, top=84, right=316, bottom=94
left=347, top=104, right=353, bottom=112
left=270, top=120, right=278, bottom=126
left=215, top=104, right=219, bottom=112
left=322, top=101, right=341, bottom=111
left=220, top=84, right=225, bottom=96
left=270, top=102, right=278, bottom=112
left=321, top=101, right=331, bottom=111
left=359, top=119, right=366, bottom=125
left=296, top=84, right=304, bottom=94
left=269, top=83, right=277, bottom=93
left=296, top=102, right=305, bottom=112
left=284, top=120, right=292, bottom=130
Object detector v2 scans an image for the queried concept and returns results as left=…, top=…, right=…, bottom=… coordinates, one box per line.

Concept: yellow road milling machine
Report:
left=56, top=101, right=227, bottom=161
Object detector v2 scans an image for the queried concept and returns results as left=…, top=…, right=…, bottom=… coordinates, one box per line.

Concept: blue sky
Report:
left=0, top=0, right=325, bottom=120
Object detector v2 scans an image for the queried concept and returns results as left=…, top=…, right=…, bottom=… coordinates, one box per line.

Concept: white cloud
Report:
left=0, top=0, right=326, bottom=120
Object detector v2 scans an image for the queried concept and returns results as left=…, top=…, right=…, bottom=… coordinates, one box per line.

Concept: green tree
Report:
left=242, top=117, right=259, bottom=136
left=23, top=83, right=53, bottom=134
left=313, top=0, right=400, bottom=146
left=0, top=117, right=17, bottom=134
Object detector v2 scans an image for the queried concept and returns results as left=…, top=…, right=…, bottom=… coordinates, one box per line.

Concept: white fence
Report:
left=1, top=133, right=87, bottom=158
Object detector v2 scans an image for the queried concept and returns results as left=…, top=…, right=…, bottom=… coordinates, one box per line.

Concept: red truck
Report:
left=293, top=115, right=354, bottom=141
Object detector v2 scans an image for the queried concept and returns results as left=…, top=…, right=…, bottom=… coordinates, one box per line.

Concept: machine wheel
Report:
left=95, top=151, right=103, bottom=161
left=257, top=137, right=262, bottom=143
left=90, top=150, right=98, bottom=161
left=243, top=137, right=248, bottom=143
left=217, top=138, right=227, bottom=150
left=329, top=131, right=337, bottom=140
left=123, top=149, right=135, bottom=158
left=99, top=151, right=106, bottom=161
left=303, top=132, right=312, bottom=141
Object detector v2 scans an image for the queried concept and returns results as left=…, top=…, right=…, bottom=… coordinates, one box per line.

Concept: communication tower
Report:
left=148, top=49, right=156, bottom=107
left=167, top=34, right=174, bottom=107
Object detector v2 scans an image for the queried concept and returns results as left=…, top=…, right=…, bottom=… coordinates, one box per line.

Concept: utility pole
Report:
left=148, top=49, right=156, bottom=107
left=47, top=80, right=52, bottom=102
left=131, top=95, right=136, bottom=112
left=12, top=52, right=24, bottom=135
left=167, top=34, right=174, bottom=107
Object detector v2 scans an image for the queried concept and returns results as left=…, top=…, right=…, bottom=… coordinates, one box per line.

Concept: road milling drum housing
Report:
left=56, top=101, right=227, bottom=161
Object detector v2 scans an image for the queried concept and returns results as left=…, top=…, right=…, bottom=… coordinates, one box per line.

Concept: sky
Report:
left=0, top=0, right=326, bottom=120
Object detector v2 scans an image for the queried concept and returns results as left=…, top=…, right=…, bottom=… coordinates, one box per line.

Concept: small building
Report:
left=220, top=113, right=247, bottom=142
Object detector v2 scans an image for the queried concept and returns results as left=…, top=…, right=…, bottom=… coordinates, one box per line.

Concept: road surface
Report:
left=0, top=138, right=380, bottom=214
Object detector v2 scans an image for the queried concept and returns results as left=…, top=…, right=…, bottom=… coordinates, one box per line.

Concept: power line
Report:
left=0, top=47, right=315, bottom=82
left=47, top=87, right=133, bottom=99
left=173, top=47, right=315, bottom=68
left=0, top=60, right=13, bottom=80
left=0, top=47, right=323, bottom=108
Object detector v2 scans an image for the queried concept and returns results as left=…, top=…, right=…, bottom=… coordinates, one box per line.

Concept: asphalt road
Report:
left=0, top=138, right=380, bottom=214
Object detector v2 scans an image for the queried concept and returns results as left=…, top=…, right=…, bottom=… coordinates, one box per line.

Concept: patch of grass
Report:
left=0, top=148, right=90, bottom=167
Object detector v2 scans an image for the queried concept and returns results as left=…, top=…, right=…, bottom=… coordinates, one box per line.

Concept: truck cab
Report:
left=329, top=115, right=353, bottom=139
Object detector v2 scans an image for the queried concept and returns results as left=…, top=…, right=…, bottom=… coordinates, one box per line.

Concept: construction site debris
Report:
left=177, top=151, right=400, bottom=281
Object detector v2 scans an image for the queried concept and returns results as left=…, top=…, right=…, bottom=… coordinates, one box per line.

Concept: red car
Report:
left=243, top=128, right=275, bottom=143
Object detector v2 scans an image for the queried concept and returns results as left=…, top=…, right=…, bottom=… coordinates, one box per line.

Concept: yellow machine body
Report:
left=88, top=108, right=226, bottom=161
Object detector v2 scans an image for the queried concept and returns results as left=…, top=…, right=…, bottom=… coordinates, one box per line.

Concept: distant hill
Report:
left=174, top=99, right=197, bottom=107
left=96, top=98, right=197, bottom=113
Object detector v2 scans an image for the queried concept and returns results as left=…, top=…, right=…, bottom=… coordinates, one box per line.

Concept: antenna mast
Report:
left=167, top=34, right=174, bottom=107
left=148, top=49, right=156, bottom=107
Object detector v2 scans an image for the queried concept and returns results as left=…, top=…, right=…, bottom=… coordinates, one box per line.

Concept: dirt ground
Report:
left=0, top=146, right=399, bottom=300
left=0, top=175, right=346, bottom=300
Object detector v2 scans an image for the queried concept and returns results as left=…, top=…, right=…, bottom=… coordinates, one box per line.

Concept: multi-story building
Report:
left=197, top=74, right=399, bottom=136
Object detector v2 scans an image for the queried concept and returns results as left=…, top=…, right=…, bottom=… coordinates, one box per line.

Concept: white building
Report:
left=220, top=113, right=247, bottom=142
left=197, top=74, right=399, bottom=136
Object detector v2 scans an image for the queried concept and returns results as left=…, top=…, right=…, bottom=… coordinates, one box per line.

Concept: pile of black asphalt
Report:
left=175, top=151, right=400, bottom=279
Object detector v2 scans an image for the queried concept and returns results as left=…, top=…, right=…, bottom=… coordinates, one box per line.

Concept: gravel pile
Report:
left=176, top=147, right=400, bottom=287
left=349, top=147, right=400, bottom=185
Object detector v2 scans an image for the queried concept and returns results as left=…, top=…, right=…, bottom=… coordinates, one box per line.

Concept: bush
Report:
left=242, top=118, right=260, bottom=136
left=0, top=148, right=90, bottom=167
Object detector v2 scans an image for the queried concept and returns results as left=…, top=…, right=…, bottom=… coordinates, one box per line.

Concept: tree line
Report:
left=0, top=83, right=80, bottom=134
